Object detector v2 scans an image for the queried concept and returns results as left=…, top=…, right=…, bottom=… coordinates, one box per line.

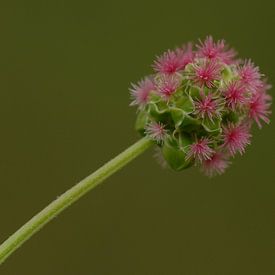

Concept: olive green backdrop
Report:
left=0, top=0, right=274, bottom=274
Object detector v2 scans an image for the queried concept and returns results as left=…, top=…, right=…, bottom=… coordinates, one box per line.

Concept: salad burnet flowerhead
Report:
left=130, top=36, right=272, bottom=176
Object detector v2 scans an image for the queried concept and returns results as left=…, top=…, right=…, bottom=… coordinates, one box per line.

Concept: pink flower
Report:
left=156, top=74, right=181, bottom=100
left=194, top=93, right=223, bottom=121
left=223, top=80, right=248, bottom=109
left=130, top=77, right=155, bottom=107
left=145, top=122, right=168, bottom=143
left=191, top=60, right=221, bottom=88
left=237, top=60, right=262, bottom=92
left=186, top=138, right=214, bottom=163
left=249, top=82, right=272, bottom=128
left=153, top=43, right=194, bottom=74
left=196, top=36, right=237, bottom=64
left=222, top=123, right=251, bottom=156
left=201, top=151, right=231, bottom=177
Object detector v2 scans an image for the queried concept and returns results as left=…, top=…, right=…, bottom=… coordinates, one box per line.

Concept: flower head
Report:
left=191, top=60, right=222, bottom=88
left=202, top=151, right=231, bottom=177
left=197, top=36, right=237, bottom=64
left=153, top=43, right=193, bottom=74
left=222, top=123, right=251, bottom=156
left=131, top=36, right=272, bottom=176
left=145, top=122, right=168, bottom=143
left=130, top=77, right=155, bottom=107
left=186, top=138, right=214, bottom=163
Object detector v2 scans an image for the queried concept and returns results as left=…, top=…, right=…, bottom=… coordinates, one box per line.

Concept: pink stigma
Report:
left=222, top=123, right=251, bottom=156
left=130, top=77, right=155, bottom=107
left=186, top=138, right=214, bottom=163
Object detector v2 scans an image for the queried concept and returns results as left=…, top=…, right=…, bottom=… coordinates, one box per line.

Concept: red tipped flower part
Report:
left=130, top=36, right=272, bottom=176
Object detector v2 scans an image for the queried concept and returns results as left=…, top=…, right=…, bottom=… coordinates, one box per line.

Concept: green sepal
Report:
left=161, top=137, right=192, bottom=171
left=202, top=117, right=222, bottom=133
left=170, top=108, right=185, bottom=128
left=176, top=95, right=194, bottom=114
left=135, top=111, right=148, bottom=134
left=188, top=86, right=200, bottom=98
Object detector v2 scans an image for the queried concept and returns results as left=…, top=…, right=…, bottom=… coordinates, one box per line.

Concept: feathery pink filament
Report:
left=223, top=81, right=247, bottom=109
left=153, top=44, right=194, bottom=74
left=202, top=151, right=231, bottom=177
left=156, top=74, right=181, bottom=99
left=186, top=138, right=214, bottom=163
left=196, top=36, right=237, bottom=64
left=192, top=60, right=221, bottom=88
left=194, top=93, right=221, bottom=120
left=222, top=124, right=251, bottom=156
left=249, top=85, right=272, bottom=128
left=130, top=77, right=155, bottom=107
left=238, top=60, right=262, bottom=91
left=145, top=122, right=168, bottom=143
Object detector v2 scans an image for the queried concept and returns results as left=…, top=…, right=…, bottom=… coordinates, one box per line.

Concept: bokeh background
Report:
left=0, top=0, right=274, bottom=274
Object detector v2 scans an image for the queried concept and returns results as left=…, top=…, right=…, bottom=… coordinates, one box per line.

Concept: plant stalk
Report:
left=0, top=137, right=153, bottom=265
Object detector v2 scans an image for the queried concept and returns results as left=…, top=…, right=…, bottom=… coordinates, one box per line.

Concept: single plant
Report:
left=0, top=36, right=271, bottom=264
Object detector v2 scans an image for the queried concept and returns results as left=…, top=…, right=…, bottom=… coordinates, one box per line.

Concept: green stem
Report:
left=0, top=137, right=153, bottom=265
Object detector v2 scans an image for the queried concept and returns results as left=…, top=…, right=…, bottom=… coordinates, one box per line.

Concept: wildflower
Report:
left=222, top=123, right=251, bottom=156
left=130, top=77, right=155, bottom=107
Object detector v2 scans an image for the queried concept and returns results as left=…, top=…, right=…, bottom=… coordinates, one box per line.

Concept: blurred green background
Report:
left=0, top=0, right=274, bottom=274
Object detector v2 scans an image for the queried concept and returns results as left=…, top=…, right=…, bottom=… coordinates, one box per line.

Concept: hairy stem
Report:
left=0, top=137, right=153, bottom=265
